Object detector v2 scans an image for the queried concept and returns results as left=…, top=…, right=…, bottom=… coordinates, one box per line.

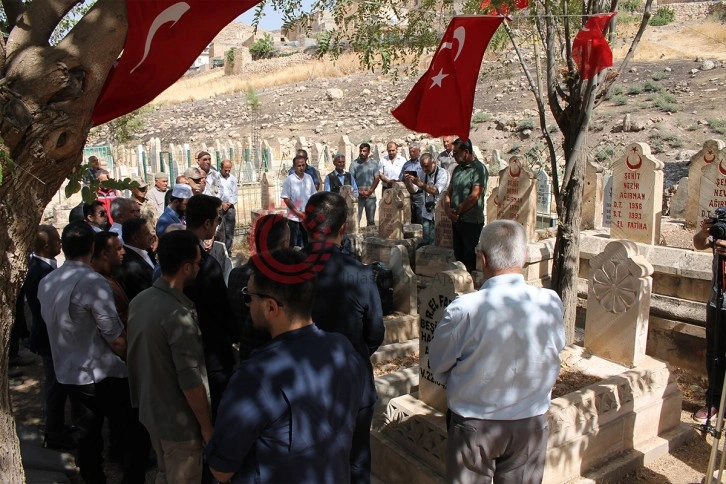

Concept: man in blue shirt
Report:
left=429, top=220, right=565, bottom=484
left=206, top=249, right=368, bottom=483
left=324, top=153, right=359, bottom=196
left=156, top=183, right=192, bottom=236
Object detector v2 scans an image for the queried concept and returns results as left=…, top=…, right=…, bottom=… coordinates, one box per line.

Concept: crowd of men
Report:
left=8, top=139, right=566, bottom=484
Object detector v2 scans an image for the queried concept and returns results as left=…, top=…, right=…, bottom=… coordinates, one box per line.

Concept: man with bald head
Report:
left=218, top=159, right=238, bottom=256
left=438, top=135, right=457, bottom=177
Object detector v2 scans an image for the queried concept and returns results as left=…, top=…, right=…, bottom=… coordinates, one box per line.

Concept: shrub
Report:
left=709, top=119, right=726, bottom=135
left=650, top=92, right=680, bottom=112
left=472, top=112, right=492, bottom=123
left=610, top=95, right=628, bottom=105
left=594, top=144, right=617, bottom=164
left=627, top=84, right=644, bottom=95
left=516, top=119, right=535, bottom=132
left=606, top=86, right=624, bottom=99
left=643, top=81, right=663, bottom=92
left=687, top=123, right=701, bottom=131
left=621, top=0, right=642, bottom=12
left=249, top=33, right=275, bottom=60
left=651, top=71, right=669, bottom=81
left=649, top=7, right=676, bottom=26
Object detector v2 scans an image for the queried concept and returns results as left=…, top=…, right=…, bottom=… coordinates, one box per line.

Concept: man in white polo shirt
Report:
left=281, top=154, right=317, bottom=248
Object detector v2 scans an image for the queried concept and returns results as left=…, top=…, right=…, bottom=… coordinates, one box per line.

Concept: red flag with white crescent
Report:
left=572, top=12, right=617, bottom=80
left=391, top=16, right=503, bottom=141
left=92, top=0, right=260, bottom=125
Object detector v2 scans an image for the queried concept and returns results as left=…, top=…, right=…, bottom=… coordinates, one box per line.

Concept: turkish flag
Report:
left=480, top=0, right=529, bottom=16
left=572, top=13, right=617, bottom=80
left=391, top=16, right=503, bottom=141
left=92, top=0, right=260, bottom=125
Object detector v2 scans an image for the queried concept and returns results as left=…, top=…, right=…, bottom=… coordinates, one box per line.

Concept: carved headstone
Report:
left=536, top=170, right=552, bottom=215
left=602, top=175, right=613, bottom=228
left=686, top=139, right=726, bottom=227
left=378, top=185, right=408, bottom=239
left=338, top=135, right=355, bottom=163
left=434, top=196, right=453, bottom=248
left=486, top=187, right=499, bottom=226
left=260, top=173, right=277, bottom=210
left=390, top=245, right=417, bottom=315
left=697, top=146, right=726, bottom=227
left=582, top=160, right=604, bottom=230
left=610, top=143, right=664, bottom=245
left=584, top=240, right=654, bottom=366
left=669, top=176, right=689, bottom=220
left=339, top=185, right=358, bottom=235
left=496, top=156, right=537, bottom=240
left=419, top=268, right=474, bottom=412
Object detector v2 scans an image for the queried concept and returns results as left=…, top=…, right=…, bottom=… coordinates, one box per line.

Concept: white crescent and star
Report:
left=429, top=26, right=466, bottom=89
left=131, top=2, right=191, bottom=74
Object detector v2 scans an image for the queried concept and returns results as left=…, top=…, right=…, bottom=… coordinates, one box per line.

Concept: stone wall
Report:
left=663, top=1, right=725, bottom=21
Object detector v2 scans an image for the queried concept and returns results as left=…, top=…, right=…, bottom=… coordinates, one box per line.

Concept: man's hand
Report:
left=221, top=202, right=231, bottom=211
left=201, top=425, right=214, bottom=446
left=447, top=206, right=459, bottom=222
left=715, top=239, right=726, bottom=257
left=695, top=217, right=715, bottom=250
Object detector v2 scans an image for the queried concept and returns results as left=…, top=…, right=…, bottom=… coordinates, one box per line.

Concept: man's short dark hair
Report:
left=158, top=230, right=200, bottom=276
left=122, top=217, right=148, bottom=243
left=61, top=221, right=95, bottom=259
left=250, top=249, right=316, bottom=318
left=359, top=142, right=371, bottom=151
left=254, top=214, right=290, bottom=253
left=185, top=194, right=221, bottom=229
left=83, top=200, right=104, bottom=219
left=304, top=192, right=347, bottom=240
left=292, top=154, right=307, bottom=166
left=93, top=231, right=119, bottom=259
left=35, top=225, right=57, bottom=254
left=454, top=138, right=473, bottom=154
left=296, top=149, right=308, bottom=160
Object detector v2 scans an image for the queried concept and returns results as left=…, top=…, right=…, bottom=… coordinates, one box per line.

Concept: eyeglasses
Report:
left=242, top=286, right=284, bottom=307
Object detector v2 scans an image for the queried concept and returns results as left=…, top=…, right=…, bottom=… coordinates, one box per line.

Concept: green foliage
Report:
left=709, top=119, right=726, bottom=135
left=650, top=92, right=680, bottom=112
left=250, top=33, right=275, bottom=61
left=649, top=7, right=676, bottom=26
left=594, top=144, right=617, bottom=164
left=687, top=123, right=701, bottom=131
left=547, top=124, right=559, bottom=133
left=627, top=84, right=644, bottom=95
left=225, top=47, right=236, bottom=68
left=621, top=0, right=642, bottom=12
left=245, top=85, right=261, bottom=111
left=643, top=81, right=663, bottom=92
left=65, top=163, right=139, bottom=203
left=517, top=119, right=535, bottom=132
left=105, top=109, right=145, bottom=145
left=606, top=86, right=624, bottom=99
left=610, top=95, right=628, bottom=105
left=472, top=112, right=492, bottom=123
left=648, top=131, right=682, bottom=153
left=651, top=71, right=669, bottom=81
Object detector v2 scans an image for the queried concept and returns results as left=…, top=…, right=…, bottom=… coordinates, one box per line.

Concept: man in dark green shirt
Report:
left=443, top=138, right=488, bottom=273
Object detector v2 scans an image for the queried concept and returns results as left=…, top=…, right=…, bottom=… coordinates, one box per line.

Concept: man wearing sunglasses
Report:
left=206, top=249, right=367, bottom=484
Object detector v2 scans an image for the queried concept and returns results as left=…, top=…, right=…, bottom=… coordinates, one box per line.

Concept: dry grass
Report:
left=153, top=52, right=366, bottom=106
left=612, top=20, right=726, bottom=61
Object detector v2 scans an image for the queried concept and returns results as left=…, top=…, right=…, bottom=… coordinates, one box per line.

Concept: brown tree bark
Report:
left=0, top=0, right=127, bottom=480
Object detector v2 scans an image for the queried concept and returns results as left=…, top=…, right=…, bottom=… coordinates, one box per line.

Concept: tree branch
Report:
left=2, top=0, right=25, bottom=31
left=545, top=2, right=564, bottom=124
left=562, top=0, right=574, bottom=75
left=595, top=0, right=653, bottom=105
left=6, top=0, right=82, bottom=57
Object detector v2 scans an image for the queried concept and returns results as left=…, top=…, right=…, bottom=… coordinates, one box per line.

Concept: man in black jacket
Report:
left=184, top=194, right=238, bottom=419
left=116, top=218, right=154, bottom=301
left=304, top=191, right=385, bottom=484
left=23, top=225, right=71, bottom=449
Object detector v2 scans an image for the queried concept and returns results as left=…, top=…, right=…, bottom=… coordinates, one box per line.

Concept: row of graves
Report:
left=246, top=139, right=726, bottom=482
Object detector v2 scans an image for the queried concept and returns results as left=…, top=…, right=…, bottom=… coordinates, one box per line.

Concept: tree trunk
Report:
left=551, top=133, right=589, bottom=343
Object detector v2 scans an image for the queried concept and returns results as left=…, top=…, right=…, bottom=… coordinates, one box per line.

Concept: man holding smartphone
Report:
left=399, top=142, right=425, bottom=225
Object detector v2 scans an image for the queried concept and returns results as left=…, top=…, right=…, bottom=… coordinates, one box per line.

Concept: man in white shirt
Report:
left=281, top=155, right=317, bottom=248
left=429, top=220, right=565, bottom=484
left=38, top=221, right=149, bottom=483
left=197, top=150, right=220, bottom=196
left=437, top=135, right=457, bottom=177
left=217, top=159, right=238, bottom=256
left=408, top=153, right=449, bottom=246
left=109, top=197, right=140, bottom=244
left=378, top=141, right=406, bottom=192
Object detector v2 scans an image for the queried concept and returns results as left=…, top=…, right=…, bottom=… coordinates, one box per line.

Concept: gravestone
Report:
left=669, top=176, right=689, bottom=220
left=390, top=245, right=417, bottom=315
left=434, top=196, right=453, bottom=248
left=260, top=173, right=277, bottom=211
left=418, top=268, right=474, bottom=412
left=697, top=144, right=726, bottom=226
left=486, top=187, right=499, bottom=227
left=339, top=185, right=358, bottom=235
left=609, top=143, right=664, bottom=245
left=496, top=156, right=537, bottom=240
left=584, top=240, right=654, bottom=366
left=378, top=185, right=408, bottom=239
left=582, top=160, right=604, bottom=230
left=536, top=170, right=551, bottom=214
left=338, top=135, right=355, bottom=163
left=295, top=136, right=310, bottom=156
left=686, top=139, right=726, bottom=227
left=602, top=175, right=613, bottom=228
left=311, top=142, right=323, bottom=168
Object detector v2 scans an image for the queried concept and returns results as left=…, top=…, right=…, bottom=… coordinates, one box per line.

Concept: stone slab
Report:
left=383, top=315, right=419, bottom=346
left=415, top=245, right=456, bottom=278
left=371, top=338, right=418, bottom=365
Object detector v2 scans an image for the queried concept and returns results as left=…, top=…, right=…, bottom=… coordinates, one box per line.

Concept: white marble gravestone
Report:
left=584, top=240, right=654, bottom=366
left=609, top=143, right=663, bottom=245
left=686, top=139, right=726, bottom=227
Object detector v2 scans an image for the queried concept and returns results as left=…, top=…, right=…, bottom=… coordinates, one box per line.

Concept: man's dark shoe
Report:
left=43, top=429, right=78, bottom=451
